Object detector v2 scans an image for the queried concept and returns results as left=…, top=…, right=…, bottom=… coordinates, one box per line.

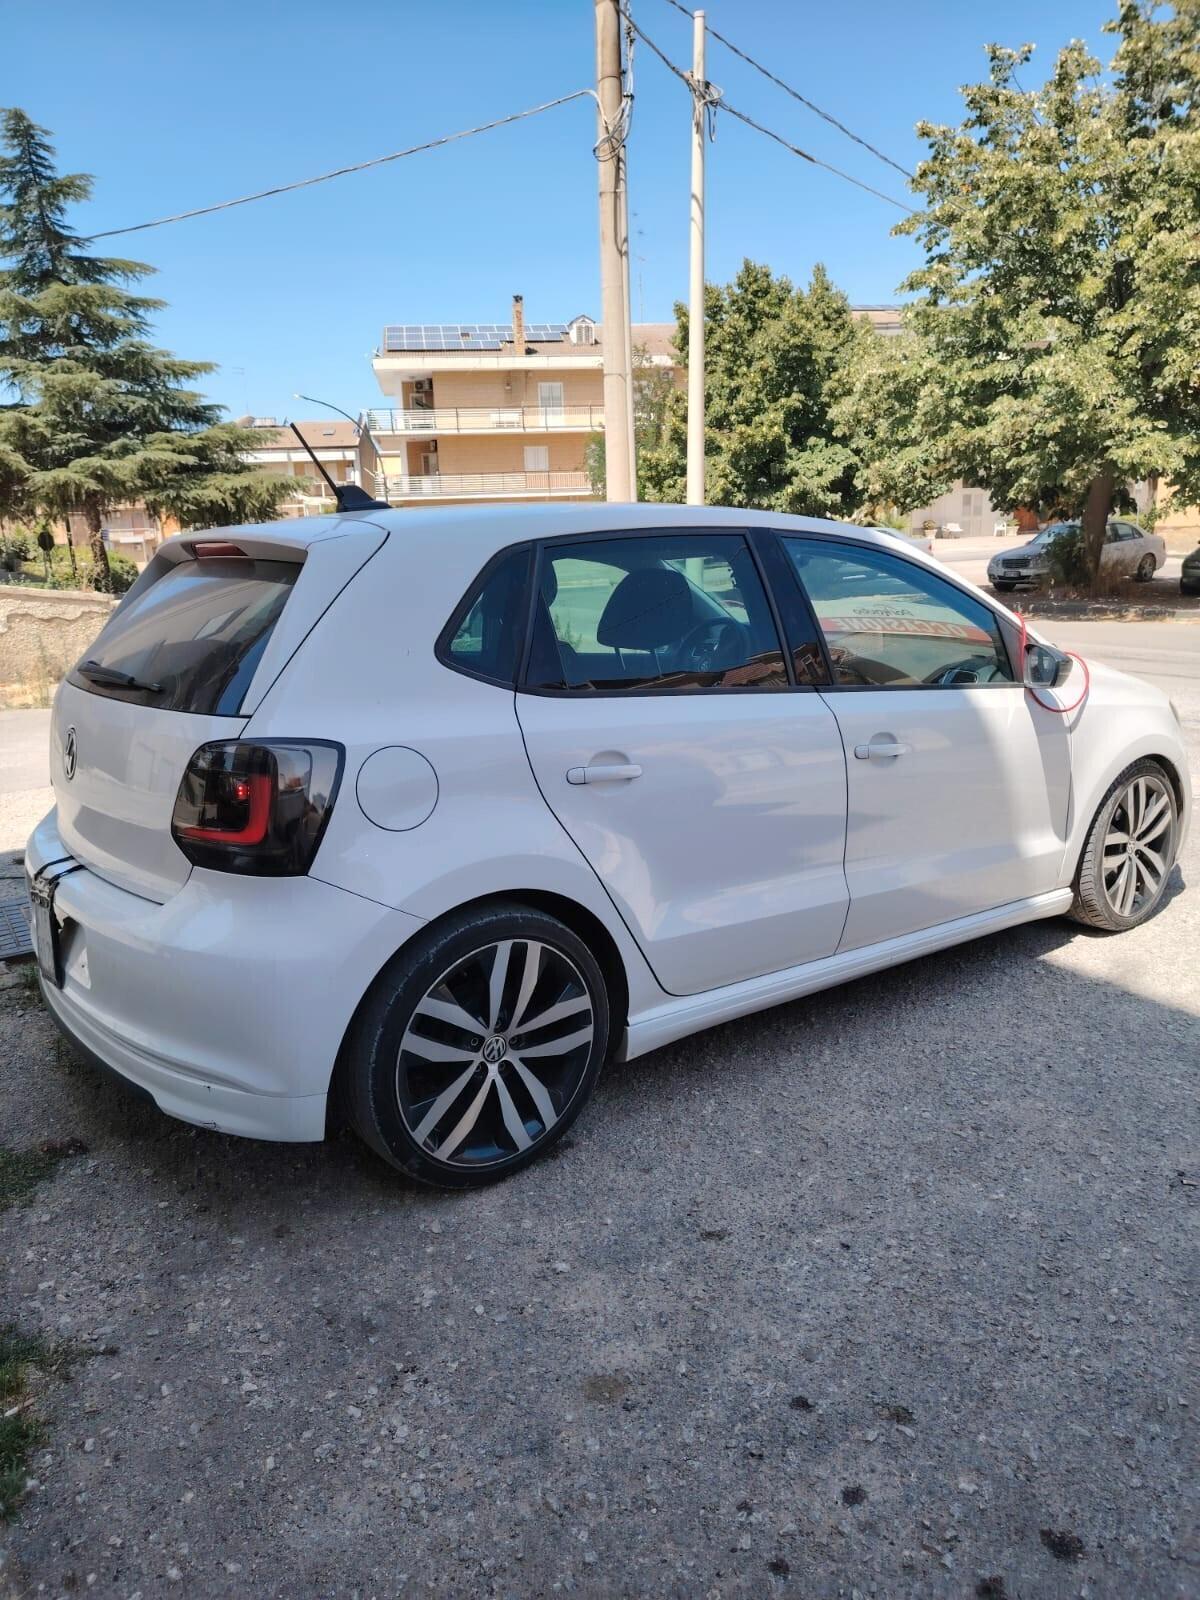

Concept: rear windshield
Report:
left=68, top=557, right=300, bottom=715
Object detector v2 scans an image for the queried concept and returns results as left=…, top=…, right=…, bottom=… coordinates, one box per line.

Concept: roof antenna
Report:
left=288, top=422, right=390, bottom=513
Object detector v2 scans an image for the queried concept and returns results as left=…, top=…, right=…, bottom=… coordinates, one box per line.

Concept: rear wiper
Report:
left=78, top=659, right=163, bottom=693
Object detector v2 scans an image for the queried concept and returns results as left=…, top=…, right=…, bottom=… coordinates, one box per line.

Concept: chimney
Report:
left=512, top=293, right=526, bottom=354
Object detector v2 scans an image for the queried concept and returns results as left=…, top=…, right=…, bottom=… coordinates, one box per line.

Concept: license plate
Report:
left=29, top=880, right=62, bottom=987
left=28, top=865, right=80, bottom=989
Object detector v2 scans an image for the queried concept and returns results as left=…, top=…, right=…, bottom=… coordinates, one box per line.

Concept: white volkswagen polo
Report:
left=27, top=506, right=1189, bottom=1186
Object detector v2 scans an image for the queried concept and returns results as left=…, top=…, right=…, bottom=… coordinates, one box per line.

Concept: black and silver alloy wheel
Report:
left=1099, top=773, right=1174, bottom=919
left=398, top=940, right=594, bottom=1170
left=343, top=904, right=609, bottom=1187
left=1071, top=760, right=1178, bottom=930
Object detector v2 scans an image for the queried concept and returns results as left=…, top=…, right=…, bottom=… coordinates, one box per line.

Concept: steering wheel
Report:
left=675, top=618, right=742, bottom=675
left=925, top=655, right=1006, bottom=687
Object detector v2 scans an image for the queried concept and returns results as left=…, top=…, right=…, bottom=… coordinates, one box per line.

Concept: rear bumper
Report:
left=26, top=810, right=425, bottom=1143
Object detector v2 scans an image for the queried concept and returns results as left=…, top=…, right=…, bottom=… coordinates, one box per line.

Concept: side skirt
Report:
left=619, top=889, right=1074, bottom=1062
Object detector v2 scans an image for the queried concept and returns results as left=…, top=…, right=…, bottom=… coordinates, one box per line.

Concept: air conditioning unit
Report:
left=412, top=378, right=432, bottom=395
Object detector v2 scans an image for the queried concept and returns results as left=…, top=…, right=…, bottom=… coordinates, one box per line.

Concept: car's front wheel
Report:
left=343, top=903, right=609, bottom=1187
left=1070, top=760, right=1179, bottom=931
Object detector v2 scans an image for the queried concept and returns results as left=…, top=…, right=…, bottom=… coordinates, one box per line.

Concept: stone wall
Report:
left=0, top=585, right=116, bottom=708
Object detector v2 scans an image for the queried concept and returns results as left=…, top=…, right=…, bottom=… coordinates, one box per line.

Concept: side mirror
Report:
left=1023, top=642, right=1071, bottom=688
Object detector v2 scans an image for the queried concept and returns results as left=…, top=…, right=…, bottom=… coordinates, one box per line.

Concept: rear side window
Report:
left=529, top=534, right=787, bottom=692
left=438, top=545, right=531, bottom=686
left=68, top=557, right=300, bottom=715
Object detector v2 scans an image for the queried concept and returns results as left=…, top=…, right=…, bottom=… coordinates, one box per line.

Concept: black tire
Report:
left=1181, top=581, right=1199, bottom=596
left=1069, top=759, right=1179, bottom=931
left=1135, top=554, right=1156, bottom=582
left=342, top=902, right=610, bottom=1187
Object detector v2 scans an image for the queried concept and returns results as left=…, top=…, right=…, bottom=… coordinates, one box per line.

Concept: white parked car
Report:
left=27, top=506, right=1190, bottom=1187
left=988, top=519, right=1166, bottom=591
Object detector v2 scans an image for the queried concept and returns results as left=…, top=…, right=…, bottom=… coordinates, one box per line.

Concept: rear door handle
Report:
left=566, top=763, right=643, bottom=785
left=853, top=740, right=910, bottom=761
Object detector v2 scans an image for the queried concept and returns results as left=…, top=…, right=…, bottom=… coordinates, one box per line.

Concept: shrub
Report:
left=90, top=550, right=138, bottom=595
left=0, top=529, right=34, bottom=569
left=1042, top=526, right=1090, bottom=587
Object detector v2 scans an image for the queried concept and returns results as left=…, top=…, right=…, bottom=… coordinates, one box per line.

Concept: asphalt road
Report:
left=0, top=709, right=51, bottom=854
left=0, top=622, right=1197, bottom=1597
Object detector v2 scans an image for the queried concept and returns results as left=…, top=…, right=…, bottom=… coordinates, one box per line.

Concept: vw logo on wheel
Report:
left=63, top=727, right=78, bottom=781
left=482, top=1035, right=508, bottom=1065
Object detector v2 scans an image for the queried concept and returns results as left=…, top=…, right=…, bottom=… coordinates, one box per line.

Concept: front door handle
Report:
left=566, top=763, right=643, bottom=785
left=853, top=739, right=910, bottom=761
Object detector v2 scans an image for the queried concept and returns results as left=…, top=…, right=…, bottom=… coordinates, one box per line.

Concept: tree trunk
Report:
left=83, top=498, right=111, bottom=592
left=1081, top=466, right=1115, bottom=594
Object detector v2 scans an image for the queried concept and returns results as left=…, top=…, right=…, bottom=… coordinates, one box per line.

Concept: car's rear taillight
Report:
left=171, top=741, right=343, bottom=875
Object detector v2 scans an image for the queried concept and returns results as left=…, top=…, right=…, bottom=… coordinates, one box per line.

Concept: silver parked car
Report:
left=988, top=520, right=1166, bottom=592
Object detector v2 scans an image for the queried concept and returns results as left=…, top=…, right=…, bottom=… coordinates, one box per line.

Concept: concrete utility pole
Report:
left=686, top=8, right=707, bottom=506
left=618, top=147, right=638, bottom=499
left=595, top=0, right=633, bottom=502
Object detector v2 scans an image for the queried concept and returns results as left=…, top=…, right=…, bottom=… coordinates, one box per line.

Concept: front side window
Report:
left=529, top=534, right=787, bottom=692
left=440, top=544, right=530, bottom=686
left=781, top=537, right=1014, bottom=688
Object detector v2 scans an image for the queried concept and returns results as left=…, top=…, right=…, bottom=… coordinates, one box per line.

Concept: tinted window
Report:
left=442, top=545, right=530, bottom=686
left=531, top=534, right=786, bottom=692
left=68, top=557, right=299, bottom=715
left=781, top=538, right=1013, bottom=688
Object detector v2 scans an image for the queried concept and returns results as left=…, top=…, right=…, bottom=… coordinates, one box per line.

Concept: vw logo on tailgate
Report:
left=63, top=727, right=78, bottom=781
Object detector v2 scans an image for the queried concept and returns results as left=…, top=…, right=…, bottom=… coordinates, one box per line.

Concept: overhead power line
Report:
left=658, top=0, right=915, bottom=181
left=89, top=90, right=597, bottom=240
left=621, top=9, right=915, bottom=213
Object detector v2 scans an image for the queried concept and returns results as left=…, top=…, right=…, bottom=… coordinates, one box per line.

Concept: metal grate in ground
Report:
left=0, top=896, right=33, bottom=960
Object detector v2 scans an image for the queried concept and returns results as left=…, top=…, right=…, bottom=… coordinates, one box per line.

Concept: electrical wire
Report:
left=658, top=0, right=915, bottom=180
left=89, top=90, right=598, bottom=240
left=595, top=17, right=636, bottom=161
left=621, top=8, right=915, bottom=213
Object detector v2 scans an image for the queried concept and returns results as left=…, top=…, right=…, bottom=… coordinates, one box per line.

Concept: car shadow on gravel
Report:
left=24, top=861, right=1190, bottom=1206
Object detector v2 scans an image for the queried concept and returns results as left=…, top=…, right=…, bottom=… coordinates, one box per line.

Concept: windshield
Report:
left=67, top=556, right=300, bottom=715
left=1028, top=523, right=1077, bottom=547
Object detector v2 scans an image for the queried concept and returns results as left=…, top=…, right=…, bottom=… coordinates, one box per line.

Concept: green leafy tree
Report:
left=844, top=2, right=1200, bottom=586
left=0, top=109, right=289, bottom=585
left=586, top=343, right=677, bottom=496
left=640, top=260, right=869, bottom=515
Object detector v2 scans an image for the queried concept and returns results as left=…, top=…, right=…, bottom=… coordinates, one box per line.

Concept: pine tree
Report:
left=0, top=109, right=289, bottom=586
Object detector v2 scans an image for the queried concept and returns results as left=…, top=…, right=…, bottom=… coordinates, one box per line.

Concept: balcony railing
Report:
left=382, top=471, right=595, bottom=501
left=365, top=405, right=603, bottom=436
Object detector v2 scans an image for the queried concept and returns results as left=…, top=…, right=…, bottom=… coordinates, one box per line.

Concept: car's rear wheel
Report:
left=343, top=903, right=609, bottom=1187
left=1136, top=554, right=1156, bottom=581
left=1070, top=760, right=1178, bottom=930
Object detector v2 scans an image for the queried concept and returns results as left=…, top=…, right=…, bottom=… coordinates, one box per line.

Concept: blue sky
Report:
left=3, top=0, right=1115, bottom=422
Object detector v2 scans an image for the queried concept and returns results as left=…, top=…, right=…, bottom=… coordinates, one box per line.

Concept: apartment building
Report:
left=365, top=296, right=612, bottom=506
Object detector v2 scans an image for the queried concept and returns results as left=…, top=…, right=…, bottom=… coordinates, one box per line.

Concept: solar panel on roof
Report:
left=382, top=320, right=572, bottom=351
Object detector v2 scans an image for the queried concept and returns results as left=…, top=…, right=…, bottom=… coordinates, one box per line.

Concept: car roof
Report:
left=222, top=502, right=917, bottom=563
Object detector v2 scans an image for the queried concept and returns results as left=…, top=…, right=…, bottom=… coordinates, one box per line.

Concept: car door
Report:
left=1101, top=522, right=1134, bottom=574
left=774, top=535, right=1072, bottom=952
left=515, top=530, right=849, bottom=997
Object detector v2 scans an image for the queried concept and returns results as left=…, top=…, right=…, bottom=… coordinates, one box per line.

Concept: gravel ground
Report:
left=0, top=656, right=1197, bottom=1598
